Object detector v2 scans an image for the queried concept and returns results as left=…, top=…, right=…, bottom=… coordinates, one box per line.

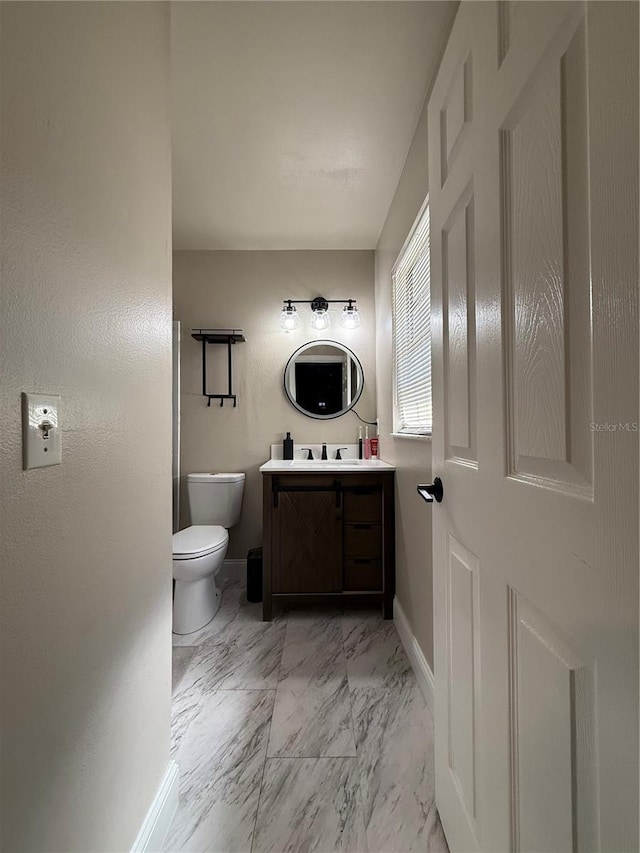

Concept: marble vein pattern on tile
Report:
left=176, top=616, right=286, bottom=693
left=171, top=673, right=205, bottom=759
left=350, top=686, right=448, bottom=853
left=165, top=689, right=275, bottom=853
left=173, top=646, right=197, bottom=694
left=283, top=608, right=343, bottom=646
left=252, top=757, right=367, bottom=853
left=268, top=634, right=355, bottom=758
left=341, top=612, right=415, bottom=690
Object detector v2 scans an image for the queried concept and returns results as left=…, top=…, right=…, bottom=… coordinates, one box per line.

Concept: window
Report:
left=392, top=199, right=432, bottom=435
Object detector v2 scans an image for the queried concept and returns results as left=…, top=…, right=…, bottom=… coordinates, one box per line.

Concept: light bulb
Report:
left=279, top=304, right=300, bottom=330
left=310, top=309, right=330, bottom=331
left=340, top=303, right=360, bottom=329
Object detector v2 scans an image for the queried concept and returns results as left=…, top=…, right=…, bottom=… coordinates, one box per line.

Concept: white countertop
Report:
left=260, top=458, right=395, bottom=473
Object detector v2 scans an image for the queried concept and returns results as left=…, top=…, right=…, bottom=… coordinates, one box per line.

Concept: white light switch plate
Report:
left=22, top=393, right=62, bottom=469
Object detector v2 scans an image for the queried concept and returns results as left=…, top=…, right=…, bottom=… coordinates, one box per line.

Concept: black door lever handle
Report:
left=417, top=477, right=443, bottom=504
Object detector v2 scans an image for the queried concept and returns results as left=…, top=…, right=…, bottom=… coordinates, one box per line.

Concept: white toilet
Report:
left=172, top=472, right=245, bottom=635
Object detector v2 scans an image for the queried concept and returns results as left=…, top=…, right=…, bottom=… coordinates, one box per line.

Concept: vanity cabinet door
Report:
left=271, top=486, right=342, bottom=593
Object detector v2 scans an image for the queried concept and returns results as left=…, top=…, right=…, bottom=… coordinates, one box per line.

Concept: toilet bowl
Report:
left=172, top=472, right=245, bottom=635
left=172, top=525, right=229, bottom=635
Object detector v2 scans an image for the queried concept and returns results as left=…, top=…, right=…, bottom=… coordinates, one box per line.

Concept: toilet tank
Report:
left=187, top=473, right=245, bottom=527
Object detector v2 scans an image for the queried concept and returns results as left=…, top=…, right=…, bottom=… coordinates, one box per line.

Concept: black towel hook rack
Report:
left=191, top=328, right=246, bottom=407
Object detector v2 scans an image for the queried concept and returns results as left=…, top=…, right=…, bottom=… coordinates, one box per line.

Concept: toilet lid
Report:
left=172, top=525, right=228, bottom=558
left=187, top=473, right=245, bottom=484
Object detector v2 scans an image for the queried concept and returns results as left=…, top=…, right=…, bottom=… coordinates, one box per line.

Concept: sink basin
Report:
left=288, top=461, right=348, bottom=469
left=289, top=459, right=390, bottom=467
left=290, top=459, right=361, bottom=465
left=259, top=457, right=395, bottom=473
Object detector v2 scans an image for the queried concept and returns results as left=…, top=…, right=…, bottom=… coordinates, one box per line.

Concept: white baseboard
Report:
left=218, top=558, right=246, bottom=585
left=131, top=760, right=179, bottom=853
left=394, top=596, right=435, bottom=715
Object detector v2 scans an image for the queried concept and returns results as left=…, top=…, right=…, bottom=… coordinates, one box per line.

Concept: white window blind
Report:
left=392, top=202, right=432, bottom=435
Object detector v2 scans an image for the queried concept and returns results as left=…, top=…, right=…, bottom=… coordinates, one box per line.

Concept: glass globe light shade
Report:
left=340, top=304, right=361, bottom=329
left=310, top=309, right=330, bottom=331
left=279, top=304, right=300, bottom=331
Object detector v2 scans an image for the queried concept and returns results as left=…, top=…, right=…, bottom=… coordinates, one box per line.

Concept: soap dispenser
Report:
left=283, top=431, right=294, bottom=460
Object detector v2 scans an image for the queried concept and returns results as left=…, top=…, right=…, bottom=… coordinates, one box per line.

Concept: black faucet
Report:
left=300, top=447, right=314, bottom=460
left=335, top=448, right=348, bottom=460
left=321, top=443, right=328, bottom=460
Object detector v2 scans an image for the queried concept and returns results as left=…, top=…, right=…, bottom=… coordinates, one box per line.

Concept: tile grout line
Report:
left=249, top=605, right=288, bottom=853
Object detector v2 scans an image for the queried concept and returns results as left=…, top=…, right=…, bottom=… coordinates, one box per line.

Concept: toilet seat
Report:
left=172, top=525, right=228, bottom=559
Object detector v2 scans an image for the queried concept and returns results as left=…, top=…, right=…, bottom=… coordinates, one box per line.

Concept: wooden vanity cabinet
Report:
left=262, top=472, right=395, bottom=620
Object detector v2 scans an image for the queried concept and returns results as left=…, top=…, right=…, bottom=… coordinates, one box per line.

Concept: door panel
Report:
left=447, top=535, right=480, bottom=832
left=508, top=589, right=598, bottom=853
left=444, top=186, right=477, bottom=466
left=428, top=3, right=638, bottom=852
left=497, top=0, right=549, bottom=68
left=440, top=54, right=473, bottom=187
left=501, top=17, right=593, bottom=497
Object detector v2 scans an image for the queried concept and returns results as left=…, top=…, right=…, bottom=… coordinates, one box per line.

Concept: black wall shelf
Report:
left=191, top=328, right=246, bottom=407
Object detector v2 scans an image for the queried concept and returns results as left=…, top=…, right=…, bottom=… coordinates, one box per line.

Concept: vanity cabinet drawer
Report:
left=344, top=523, right=382, bottom=559
left=344, top=559, right=382, bottom=591
left=343, top=487, right=383, bottom=523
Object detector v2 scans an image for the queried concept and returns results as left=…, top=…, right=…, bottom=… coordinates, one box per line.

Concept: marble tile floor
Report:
left=166, top=582, right=449, bottom=853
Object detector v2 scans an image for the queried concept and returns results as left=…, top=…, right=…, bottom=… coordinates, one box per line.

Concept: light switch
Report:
left=22, top=393, right=62, bottom=469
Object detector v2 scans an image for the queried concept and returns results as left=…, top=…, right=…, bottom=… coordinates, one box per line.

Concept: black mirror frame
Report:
left=283, top=339, right=364, bottom=420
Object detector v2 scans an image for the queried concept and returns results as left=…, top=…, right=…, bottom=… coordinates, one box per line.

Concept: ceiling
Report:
left=171, top=1, right=455, bottom=250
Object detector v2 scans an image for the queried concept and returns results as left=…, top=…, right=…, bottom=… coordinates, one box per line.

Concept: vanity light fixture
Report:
left=279, top=295, right=360, bottom=331
left=279, top=301, right=300, bottom=331
left=340, top=300, right=361, bottom=329
left=309, top=296, right=330, bottom=331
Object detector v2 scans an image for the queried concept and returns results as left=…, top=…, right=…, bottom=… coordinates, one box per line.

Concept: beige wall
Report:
left=173, top=250, right=376, bottom=558
left=375, top=101, right=436, bottom=668
left=0, top=4, right=173, bottom=851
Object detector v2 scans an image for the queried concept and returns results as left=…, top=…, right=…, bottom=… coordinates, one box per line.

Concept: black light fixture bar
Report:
left=280, top=296, right=360, bottom=331
left=283, top=295, right=356, bottom=308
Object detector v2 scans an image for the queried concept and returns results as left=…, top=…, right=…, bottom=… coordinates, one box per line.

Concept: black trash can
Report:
left=247, top=547, right=263, bottom=603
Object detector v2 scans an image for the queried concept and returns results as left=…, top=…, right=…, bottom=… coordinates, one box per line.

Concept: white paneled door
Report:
left=427, top=3, right=638, bottom=852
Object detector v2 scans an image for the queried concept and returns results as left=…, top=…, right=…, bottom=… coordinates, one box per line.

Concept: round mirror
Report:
left=283, top=340, right=364, bottom=419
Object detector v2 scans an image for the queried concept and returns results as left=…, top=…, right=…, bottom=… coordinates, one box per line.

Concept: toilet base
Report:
left=173, top=573, right=222, bottom=635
